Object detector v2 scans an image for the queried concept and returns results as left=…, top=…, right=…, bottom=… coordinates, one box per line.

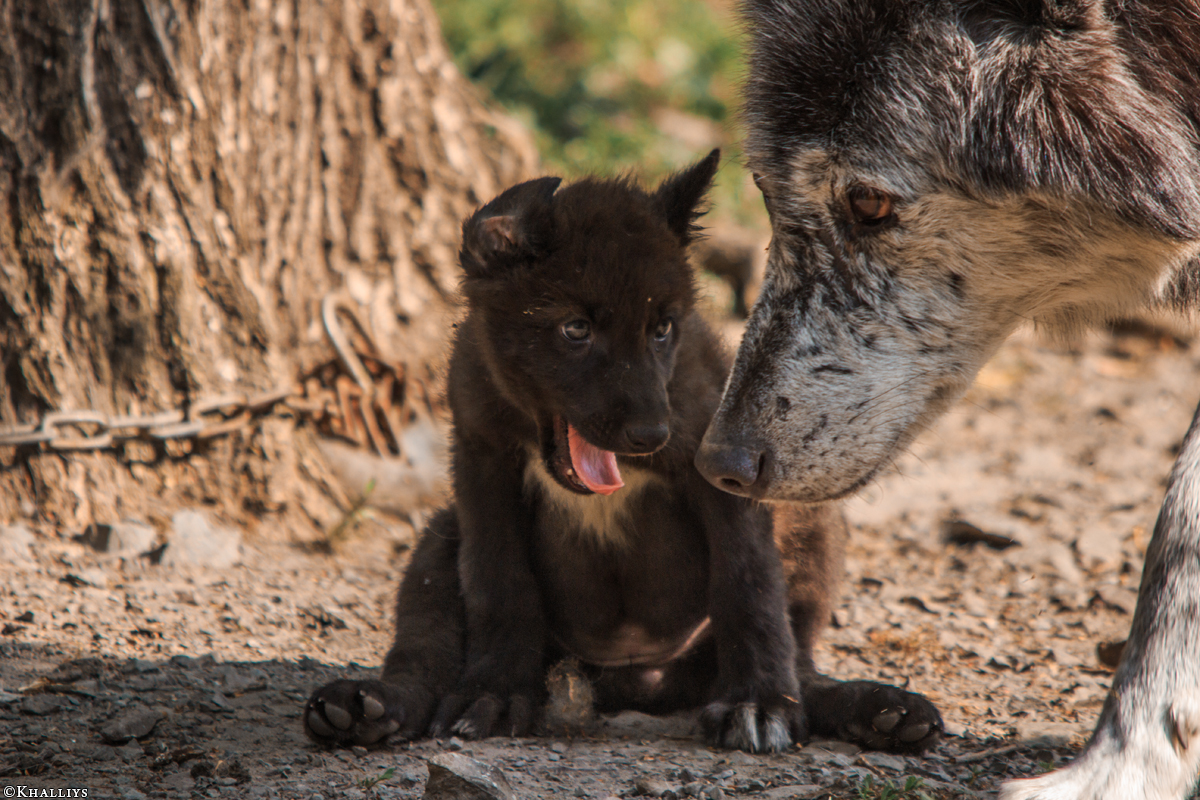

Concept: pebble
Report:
left=1014, top=720, right=1084, bottom=748
left=860, top=752, right=908, bottom=772
left=633, top=778, right=675, bottom=798
left=100, top=706, right=164, bottom=743
left=20, top=694, right=67, bottom=716
left=424, top=752, right=514, bottom=800
left=164, top=510, right=243, bottom=568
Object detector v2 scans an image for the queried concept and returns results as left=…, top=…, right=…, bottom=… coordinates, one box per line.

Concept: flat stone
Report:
left=100, top=706, right=164, bottom=743
left=164, top=510, right=242, bottom=568
left=423, top=753, right=514, bottom=800
left=760, top=787, right=823, bottom=800
left=1014, top=721, right=1085, bottom=748
left=860, top=752, right=908, bottom=772
left=633, top=778, right=675, bottom=798
left=0, top=524, right=35, bottom=565
left=19, top=694, right=67, bottom=716
left=110, top=521, right=159, bottom=555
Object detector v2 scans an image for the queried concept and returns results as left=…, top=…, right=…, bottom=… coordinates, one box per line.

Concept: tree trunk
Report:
left=0, top=0, right=537, bottom=534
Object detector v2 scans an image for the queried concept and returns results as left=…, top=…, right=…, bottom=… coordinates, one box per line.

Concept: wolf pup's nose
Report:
left=695, top=442, right=768, bottom=495
left=623, top=422, right=670, bottom=453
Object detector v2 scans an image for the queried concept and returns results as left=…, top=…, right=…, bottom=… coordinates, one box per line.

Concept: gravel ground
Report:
left=3, top=323, right=1199, bottom=799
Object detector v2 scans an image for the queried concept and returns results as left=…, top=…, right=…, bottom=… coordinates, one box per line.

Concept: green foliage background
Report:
left=434, top=0, right=765, bottom=224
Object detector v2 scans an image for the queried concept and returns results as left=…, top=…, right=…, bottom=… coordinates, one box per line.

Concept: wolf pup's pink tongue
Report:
left=567, top=424, right=624, bottom=495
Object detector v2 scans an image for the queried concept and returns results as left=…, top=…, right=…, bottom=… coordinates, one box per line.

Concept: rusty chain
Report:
left=0, top=387, right=294, bottom=450
left=0, top=292, right=436, bottom=456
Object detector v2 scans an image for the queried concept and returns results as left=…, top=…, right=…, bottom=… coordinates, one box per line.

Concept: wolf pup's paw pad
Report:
left=701, top=698, right=804, bottom=753
left=430, top=692, right=536, bottom=740
left=304, top=679, right=422, bottom=746
left=810, top=680, right=942, bottom=753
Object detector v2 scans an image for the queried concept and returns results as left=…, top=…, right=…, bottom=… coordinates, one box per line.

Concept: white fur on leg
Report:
left=1000, top=704, right=1200, bottom=800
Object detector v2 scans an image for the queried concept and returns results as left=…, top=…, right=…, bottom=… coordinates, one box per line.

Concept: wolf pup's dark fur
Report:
left=303, top=151, right=941, bottom=753
left=696, top=2, right=1200, bottom=798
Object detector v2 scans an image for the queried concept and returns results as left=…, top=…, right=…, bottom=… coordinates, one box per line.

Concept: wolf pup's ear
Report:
left=654, top=149, right=720, bottom=246
left=460, top=176, right=562, bottom=277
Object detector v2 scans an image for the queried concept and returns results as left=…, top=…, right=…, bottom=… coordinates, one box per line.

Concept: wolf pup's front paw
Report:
left=806, top=680, right=942, bottom=753
left=701, top=695, right=806, bottom=753
left=304, top=679, right=432, bottom=745
left=429, top=690, right=538, bottom=740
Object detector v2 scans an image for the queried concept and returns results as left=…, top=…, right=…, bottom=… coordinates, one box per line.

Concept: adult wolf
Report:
left=695, top=1, right=1200, bottom=798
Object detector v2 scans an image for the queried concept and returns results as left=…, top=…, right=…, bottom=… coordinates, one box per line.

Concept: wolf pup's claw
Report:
left=304, top=679, right=429, bottom=746
left=701, top=698, right=805, bottom=754
left=430, top=691, right=536, bottom=740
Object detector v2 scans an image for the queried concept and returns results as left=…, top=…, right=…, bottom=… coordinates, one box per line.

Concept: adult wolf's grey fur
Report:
left=695, top=1, right=1200, bottom=797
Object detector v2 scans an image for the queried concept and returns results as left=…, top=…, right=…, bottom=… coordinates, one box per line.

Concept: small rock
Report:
left=424, top=753, right=514, bottom=800
left=701, top=789, right=724, bottom=800
left=163, top=510, right=242, bottom=568
left=218, top=666, right=269, bottom=693
left=1093, top=585, right=1139, bottom=615
left=1076, top=528, right=1124, bottom=573
left=1014, top=721, right=1084, bottom=748
left=860, top=752, right=907, bottom=771
left=760, top=786, right=823, bottom=800
left=118, top=740, right=144, bottom=762
left=550, top=741, right=568, bottom=754
left=447, top=736, right=466, bottom=751
left=634, top=778, right=676, bottom=798
left=943, top=519, right=1018, bottom=550
left=0, top=523, right=35, bottom=565
left=110, top=521, right=159, bottom=555
left=118, top=788, right=149, bottom=800
left=1096, top=638, right=1127, bottom=668
left=100, top=706, right=164, bottom=743
left=20, top=694, right=66, bottom=716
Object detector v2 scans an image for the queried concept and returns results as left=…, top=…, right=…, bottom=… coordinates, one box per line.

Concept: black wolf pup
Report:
left=303, top=151, right=941, bottom=753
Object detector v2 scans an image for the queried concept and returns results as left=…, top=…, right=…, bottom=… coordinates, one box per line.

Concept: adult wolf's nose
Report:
left=695, top=440, right=768, bottom=496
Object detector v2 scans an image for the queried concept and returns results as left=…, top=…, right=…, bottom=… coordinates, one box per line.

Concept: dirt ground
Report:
left=3, top=321, right=1200, bottom=799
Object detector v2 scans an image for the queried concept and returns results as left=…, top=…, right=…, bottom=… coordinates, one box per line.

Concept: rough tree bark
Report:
left=0, top=0, right=538, bottom=534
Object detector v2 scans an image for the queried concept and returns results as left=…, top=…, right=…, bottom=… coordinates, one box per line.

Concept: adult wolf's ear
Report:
left=654, top=149, right=720, bottom=246
left=460, top=177, right=562, bottom=277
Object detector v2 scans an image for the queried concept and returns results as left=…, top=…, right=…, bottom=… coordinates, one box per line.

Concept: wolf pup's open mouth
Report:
left=550, top=416, right=624, bottom=495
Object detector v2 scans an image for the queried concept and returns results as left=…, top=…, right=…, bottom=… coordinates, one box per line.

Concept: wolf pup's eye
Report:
left=847, top=186, right=894, bottom=226
left=561, top=319, right=591, bottom=342
left=653, top=319, right=673, bottom=341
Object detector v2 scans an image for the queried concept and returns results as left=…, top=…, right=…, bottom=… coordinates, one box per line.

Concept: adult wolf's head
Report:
left=696, top=0, right=1200, bottom=502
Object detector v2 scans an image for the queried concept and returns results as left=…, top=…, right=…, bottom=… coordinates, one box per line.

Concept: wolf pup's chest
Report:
left=522, top=449, right=664, bottom=549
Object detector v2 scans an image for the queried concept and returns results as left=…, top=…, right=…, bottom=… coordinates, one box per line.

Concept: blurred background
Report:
left=434, top=0, right=766, bottom=228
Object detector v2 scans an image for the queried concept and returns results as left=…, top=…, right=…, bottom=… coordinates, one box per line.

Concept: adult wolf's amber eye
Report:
left=847, top=186, right=894, bottom=225
left=561, top=319, right=591, bottom=342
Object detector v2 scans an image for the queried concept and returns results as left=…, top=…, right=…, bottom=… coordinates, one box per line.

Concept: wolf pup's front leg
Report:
left=427, top=435, right=549, bottom=739
left=693, top=473, right=806, bottom=753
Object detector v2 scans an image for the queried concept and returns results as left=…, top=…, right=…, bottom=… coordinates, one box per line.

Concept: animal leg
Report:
left=1001, top=401, right=1200, bottom=800
left=695, top=477, right=807, bottom=753
left=781, top=503, right=944, bottom=753
left=304, top=509, right=465, bottom=745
